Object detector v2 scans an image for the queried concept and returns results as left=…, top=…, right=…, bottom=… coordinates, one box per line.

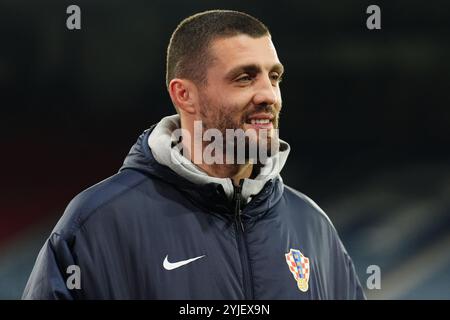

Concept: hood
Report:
left=147, top=114, right=290, bottom=203
left=120, top=115, right=289, bottom=217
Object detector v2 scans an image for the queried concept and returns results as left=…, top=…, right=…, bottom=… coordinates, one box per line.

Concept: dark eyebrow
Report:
left=272, top=63, right=284, bottom=75
left=225, top=63, right=284, bottom=80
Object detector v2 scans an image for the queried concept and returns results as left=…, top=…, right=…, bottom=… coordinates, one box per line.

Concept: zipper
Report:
left=234, top=182, right=245, bottom=232
left=233, top=180, right=254, bottom=299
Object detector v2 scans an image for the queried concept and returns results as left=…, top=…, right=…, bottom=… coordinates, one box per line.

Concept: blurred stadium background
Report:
left=1, top=0, right=449, bottom=299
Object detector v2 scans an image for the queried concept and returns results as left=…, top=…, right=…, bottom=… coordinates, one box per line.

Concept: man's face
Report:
left=196, top=34, right=284, bottom=159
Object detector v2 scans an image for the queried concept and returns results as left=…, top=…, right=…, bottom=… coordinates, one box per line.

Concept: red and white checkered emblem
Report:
left=285, top=248, right=310, bottom=292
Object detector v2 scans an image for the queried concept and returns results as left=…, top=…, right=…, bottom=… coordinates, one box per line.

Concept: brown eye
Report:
left=270, top=73, right=283, bottom=83
left=237, top=75, right=252, bottom=82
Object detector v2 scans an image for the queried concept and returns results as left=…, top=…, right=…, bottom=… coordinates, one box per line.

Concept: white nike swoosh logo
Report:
left=163, top=254, right=206, bottom=270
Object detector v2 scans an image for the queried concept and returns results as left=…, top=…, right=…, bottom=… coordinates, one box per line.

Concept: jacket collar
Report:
left=120, top=127, right=285, bottom=219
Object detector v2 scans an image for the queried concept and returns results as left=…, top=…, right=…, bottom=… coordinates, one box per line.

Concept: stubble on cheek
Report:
left=199, top=95, right=242, bottom=133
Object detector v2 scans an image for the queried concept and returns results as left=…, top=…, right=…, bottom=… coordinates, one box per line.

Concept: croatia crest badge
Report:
left=285, top=248, right=310, bottom=292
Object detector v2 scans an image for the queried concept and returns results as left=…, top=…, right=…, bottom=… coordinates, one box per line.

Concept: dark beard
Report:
left=198, top=96, right=280, bottom=164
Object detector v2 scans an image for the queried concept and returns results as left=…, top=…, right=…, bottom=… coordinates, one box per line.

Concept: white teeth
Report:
left=250, top=119, right=270, bottom=124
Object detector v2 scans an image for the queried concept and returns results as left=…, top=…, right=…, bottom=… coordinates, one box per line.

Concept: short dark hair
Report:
left=166, top=10, right=270, bottom=89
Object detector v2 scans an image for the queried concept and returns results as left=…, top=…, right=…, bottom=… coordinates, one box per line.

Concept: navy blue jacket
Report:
left=23, top=128, right=365, bottom=299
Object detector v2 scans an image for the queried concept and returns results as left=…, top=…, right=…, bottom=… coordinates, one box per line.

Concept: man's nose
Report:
left=253, top=76, right=278, bottom=106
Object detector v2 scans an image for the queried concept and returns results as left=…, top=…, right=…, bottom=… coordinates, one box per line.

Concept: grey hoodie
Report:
left=148, top=114, right=291, bottom=202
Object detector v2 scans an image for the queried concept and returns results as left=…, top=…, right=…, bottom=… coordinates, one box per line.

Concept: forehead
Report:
left=208, top=34, right=281, bottom=72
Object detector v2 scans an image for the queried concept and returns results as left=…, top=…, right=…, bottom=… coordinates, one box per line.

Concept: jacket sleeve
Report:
left=331, top=231, right=367, bottom=300
left=341, top=250, right=366, bottom=299
left=22, top=233, right=77, bottom=300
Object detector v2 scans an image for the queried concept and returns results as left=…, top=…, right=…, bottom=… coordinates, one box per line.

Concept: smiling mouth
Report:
left=248, top=118, right=272, bottom=125
left=244, top=113, right=275, bottom=128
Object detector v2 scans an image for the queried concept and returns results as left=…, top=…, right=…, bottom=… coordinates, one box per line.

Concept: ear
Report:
left=168, top=79, right=197, bottom=115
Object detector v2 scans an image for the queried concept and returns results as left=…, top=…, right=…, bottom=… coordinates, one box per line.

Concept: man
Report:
left=23, top=10, right=365, bottom=299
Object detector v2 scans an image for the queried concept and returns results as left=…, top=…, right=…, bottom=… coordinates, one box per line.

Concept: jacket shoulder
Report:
left=53, top=169, right=148, bottom=237
left=283, top=184, right=335, bottom=228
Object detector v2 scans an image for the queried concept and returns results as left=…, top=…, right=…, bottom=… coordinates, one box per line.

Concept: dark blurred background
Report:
left=1, top=0, right=449, bottom=299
